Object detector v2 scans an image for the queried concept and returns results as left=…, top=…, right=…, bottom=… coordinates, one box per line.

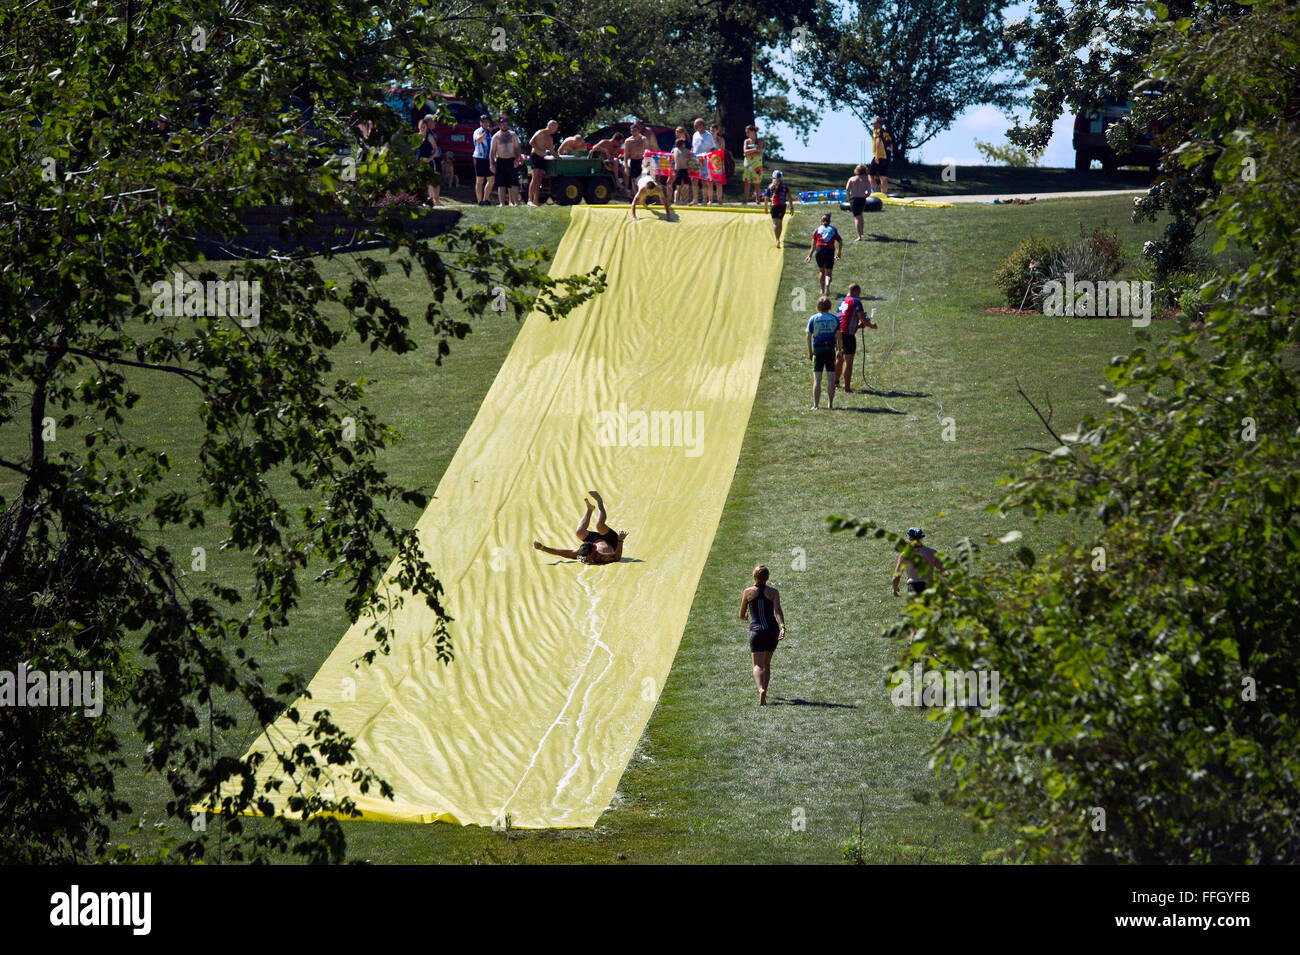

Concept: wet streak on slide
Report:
left=230, top=206, right=783, bottom=828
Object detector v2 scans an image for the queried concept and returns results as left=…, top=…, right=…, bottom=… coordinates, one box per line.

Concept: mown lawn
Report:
left=5, top=185, right=1179, bottom=863
left=765, top=160, right=1156, bottom=199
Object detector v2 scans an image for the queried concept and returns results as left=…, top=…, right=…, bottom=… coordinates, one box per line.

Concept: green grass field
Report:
left=765, top=160, right=1156, bottom=198
left=5, top=183, right=1180, bottom=863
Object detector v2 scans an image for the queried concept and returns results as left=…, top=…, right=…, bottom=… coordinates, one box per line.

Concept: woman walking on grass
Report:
left=739, top=565, right=786, bottom=705
left=416, top=115, right=442, bottom=207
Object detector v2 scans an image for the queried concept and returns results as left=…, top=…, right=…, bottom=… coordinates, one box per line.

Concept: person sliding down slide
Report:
left=534, top=491, right=629, bottom=565
left=630, top=172, right=674, bottom=221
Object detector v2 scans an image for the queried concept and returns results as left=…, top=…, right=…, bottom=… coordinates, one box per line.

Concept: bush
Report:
left=1048, top=241, right=1115, bottom=289
left=993, top=237, right=1067, bottom=309
left=1080, top=221, right=1124, bottom=276
left=375, top=190, right=423, bottom=208
left=1177, top=286, right=1204, bottom=320
left=1043, top=237, right=1125, bottom=315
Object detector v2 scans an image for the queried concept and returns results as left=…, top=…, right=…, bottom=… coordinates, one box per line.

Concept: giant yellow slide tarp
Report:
left=231, top=206, right=782, bottom=827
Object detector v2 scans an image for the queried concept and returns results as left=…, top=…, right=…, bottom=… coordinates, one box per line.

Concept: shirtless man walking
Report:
left=534, top=491, right=628, bottom=565
left=892, top=527, right=944, bottom=597
left=527, top=120, right=559, bottom=206
left=489, top=116, right=523, bottom=206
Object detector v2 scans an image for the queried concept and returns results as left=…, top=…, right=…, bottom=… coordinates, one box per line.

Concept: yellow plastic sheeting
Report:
left=227, top=206, right=782, bottom=828
left=879, top=196, right=953, bottom=208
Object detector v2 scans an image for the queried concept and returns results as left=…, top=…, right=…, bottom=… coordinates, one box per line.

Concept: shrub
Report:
left=1158, top=269, right=1205, bottom=312
left=1177, top=286, right=1204, bottom=320
left=1043, top=239, right=1124, bottom=315
left=374, top=190, right=423, bottom=208
left=993, top=237, right=1067, bottom=309
left=1080, top=221, right=1124, bottom=276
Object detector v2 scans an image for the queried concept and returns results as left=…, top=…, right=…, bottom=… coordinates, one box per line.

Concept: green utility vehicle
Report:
left=526, top=154, right=618, bottom=205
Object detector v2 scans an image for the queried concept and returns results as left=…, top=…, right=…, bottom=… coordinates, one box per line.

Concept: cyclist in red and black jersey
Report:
left=836, top=283, right=877, bottom=393
left=804, top=212, right=843, bottom=295
left=763, top=171, right=793, bottom=246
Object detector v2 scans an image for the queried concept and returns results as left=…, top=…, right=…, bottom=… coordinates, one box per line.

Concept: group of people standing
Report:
left=629, top=117, right=737, bottom=210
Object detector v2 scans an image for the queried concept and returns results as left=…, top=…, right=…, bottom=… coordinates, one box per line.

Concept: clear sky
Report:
left=764, top=2, right=1079, bottom=168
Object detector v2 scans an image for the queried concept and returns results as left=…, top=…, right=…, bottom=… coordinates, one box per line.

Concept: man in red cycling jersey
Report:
left=836, top=282, right=877, bottom=393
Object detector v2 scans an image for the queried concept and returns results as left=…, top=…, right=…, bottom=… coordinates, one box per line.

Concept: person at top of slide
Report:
left=846, top=164, right=872, bottom=240
left=671, top=137, right=693, bottom=205
left=739, top=564, right=786, bottom=705
left=690, top=118, right=715, bottom=206
left=892, top=527, right=944, bottom=596
left=534, top=491, right=628, bottom=565
left=527, top=119, right=559, bottom=206
left=742, top=125, right=764, bottom=204
left=630, top=169, right=673, bottom=220
left=623, top=119, right=650, bottom=183
left=836, top=282, right=877, bottom=393
left=763, top=170, right=792, bottom=246
left=804, top=212, right=843, bottom=295
left=707, top=122, right=726, bottom=204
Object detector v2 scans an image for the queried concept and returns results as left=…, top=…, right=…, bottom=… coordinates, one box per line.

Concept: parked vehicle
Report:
left=384, top=88, right=490, bottom=173
left=525, top=155, right=617, bottom=205
left=1073, top=96, right=1162, bottom=172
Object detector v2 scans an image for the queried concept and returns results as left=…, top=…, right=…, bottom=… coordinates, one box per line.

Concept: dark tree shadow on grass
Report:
left=836, top=404, right=907, bottom=415
left=862, top=388, right=931, bottom=399
left=768, top=696, right=858, bottom=709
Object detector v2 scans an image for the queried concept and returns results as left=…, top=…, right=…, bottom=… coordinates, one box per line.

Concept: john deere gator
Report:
left=526, top=153, right=618, bottom=205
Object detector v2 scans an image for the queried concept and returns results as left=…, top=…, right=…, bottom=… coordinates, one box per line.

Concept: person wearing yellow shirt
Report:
left=868, top=117, right=894, bottom=197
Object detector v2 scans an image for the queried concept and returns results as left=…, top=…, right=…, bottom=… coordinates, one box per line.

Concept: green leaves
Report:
left=1, top=0, right=604, bottom=864
left=876, top=1, right=1300, bottom=863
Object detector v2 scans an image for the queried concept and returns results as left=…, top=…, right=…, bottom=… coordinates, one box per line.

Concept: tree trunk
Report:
left=711, top=1, right=756, bottom=156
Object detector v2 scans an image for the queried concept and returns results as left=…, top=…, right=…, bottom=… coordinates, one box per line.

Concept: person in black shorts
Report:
left=472, top=114, right=494, bottom=205
left=806, top=296, right=841, bottom=409
left=533, top=490, right=628, bottom=565
left=835, top=282, right=877, bottom=392
left=763, top=171, right=792, bottom=246
left=868, top=117, right=894, bottom=196
left=803, top=212, right=843, bottom=295
left=892, top=527, right=944, bottom=598
left=739, top=564, right=786, bottom=705
left=845, top=164, right=871, bottom=239
left=489, top=117, right=522, bottom=206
